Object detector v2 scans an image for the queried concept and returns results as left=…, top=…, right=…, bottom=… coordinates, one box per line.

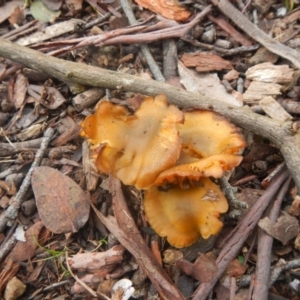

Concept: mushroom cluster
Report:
left=81, top=95, right=246, bottom=248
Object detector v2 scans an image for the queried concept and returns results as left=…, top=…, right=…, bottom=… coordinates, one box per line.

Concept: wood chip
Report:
left=259, top=96, right=292, bottom=122
left=181, top=52, right=233, bottom=72
left=243, top=81, right=282, bottom=103
left=245, top=62, right=294, bottom=84
left=134, top=0, right=190, bottom=21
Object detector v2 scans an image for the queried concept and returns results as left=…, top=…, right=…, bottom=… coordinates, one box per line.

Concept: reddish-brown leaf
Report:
left=10, top=220, right=44, bottom=262
left=31, top=166, right=90, bottom=234
left=177, top=254, right=218, bottom=282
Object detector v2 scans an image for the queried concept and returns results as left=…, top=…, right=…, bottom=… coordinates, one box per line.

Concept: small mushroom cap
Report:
left=178, top=110, right=246, bottom=158
left=154, top=110, right=246, bottom=187
left=144, top=178, right=228, bottom=248
left=81, top=101, right=131, bottom=147
left=155, top=154, right=243, bottom=188
left=80, top=95, right=184, bottom=189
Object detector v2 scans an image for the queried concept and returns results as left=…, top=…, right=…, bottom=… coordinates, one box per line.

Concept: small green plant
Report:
left=237, top=255, right=245, bottom=265
left=34, top=237, right=71, bottom=277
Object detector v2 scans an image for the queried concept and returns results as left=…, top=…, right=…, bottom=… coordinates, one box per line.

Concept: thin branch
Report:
left=0, top=38, right=300, bottom=192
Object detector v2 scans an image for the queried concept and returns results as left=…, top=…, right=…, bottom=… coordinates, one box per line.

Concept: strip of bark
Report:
left=90, top=177, right=184, bottom=300
left=192, top=168, right=290, bottom=300
left=0, top=38, right=299, bottom=192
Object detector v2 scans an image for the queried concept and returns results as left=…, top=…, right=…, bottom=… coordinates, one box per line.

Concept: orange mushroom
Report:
left=80, top=95, right=184, bottom=189
left=81, top=95, right=246, bottom=248
left=155, top=110, right=246, bottom=188
left=144, top=178, right=229, bottom=248
left=155, top=154, right=243, bottom=188
left=178, top=110, right=246, bottom=157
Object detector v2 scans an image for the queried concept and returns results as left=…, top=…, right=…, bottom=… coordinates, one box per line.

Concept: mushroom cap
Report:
left=81, top=101, right=131, bottom=147
left=178, top=110, right=246, bottom=158
left=80, top=95, right=184, bottom=189
left=144, top=178, right=228, bottom=248
left=154, top=110, right=246, bottom=187
left=155, top=154, right=243, bottom=188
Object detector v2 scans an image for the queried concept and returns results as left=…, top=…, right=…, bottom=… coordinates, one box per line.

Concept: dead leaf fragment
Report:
left=31, top=166, right=90, bottom=234
left=225, top=258, right=247, bottom=277
left=134, top=0, right=191, bottom=21
left=65, top=0, right=83, bottom=14
left=9, top=6, right=24, bottom=25
left=258, top=211, right=299, bottom=245
left=0, top=0, right=23, bottom=24
left=178, top=61, right=242, bottom=107
left=13, top=73, right=28, bottom=109
left=27, top=85, right=66, bottom=109
left=10, top=220, right=44, bottom=262
left=181, top=53, right=233, bottom=72
left=177, top=254, right=218, bottom=282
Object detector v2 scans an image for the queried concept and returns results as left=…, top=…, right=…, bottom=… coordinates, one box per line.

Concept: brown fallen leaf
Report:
left=27, top=84, right=66, bottom=109
left=0, top=0, right=23, bottom=24
left=225, top=258, right=247, bottom=277
left=9, top=5, right=24, bottom=25
left=134, top=0, right=191, bottom=21
left=258, top=211, right=300, bottom=245
left=31, top=166, right=90, bottom=234
left=10, top=220, right=44, bottom=262
left=177, top=253, right=218, bottom=282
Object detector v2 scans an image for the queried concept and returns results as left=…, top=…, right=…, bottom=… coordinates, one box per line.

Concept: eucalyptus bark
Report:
left=0, top=38, right=299, bottom=190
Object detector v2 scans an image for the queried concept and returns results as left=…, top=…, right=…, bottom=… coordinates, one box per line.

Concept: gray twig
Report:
left=119, top=0, right=165, bottom=82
